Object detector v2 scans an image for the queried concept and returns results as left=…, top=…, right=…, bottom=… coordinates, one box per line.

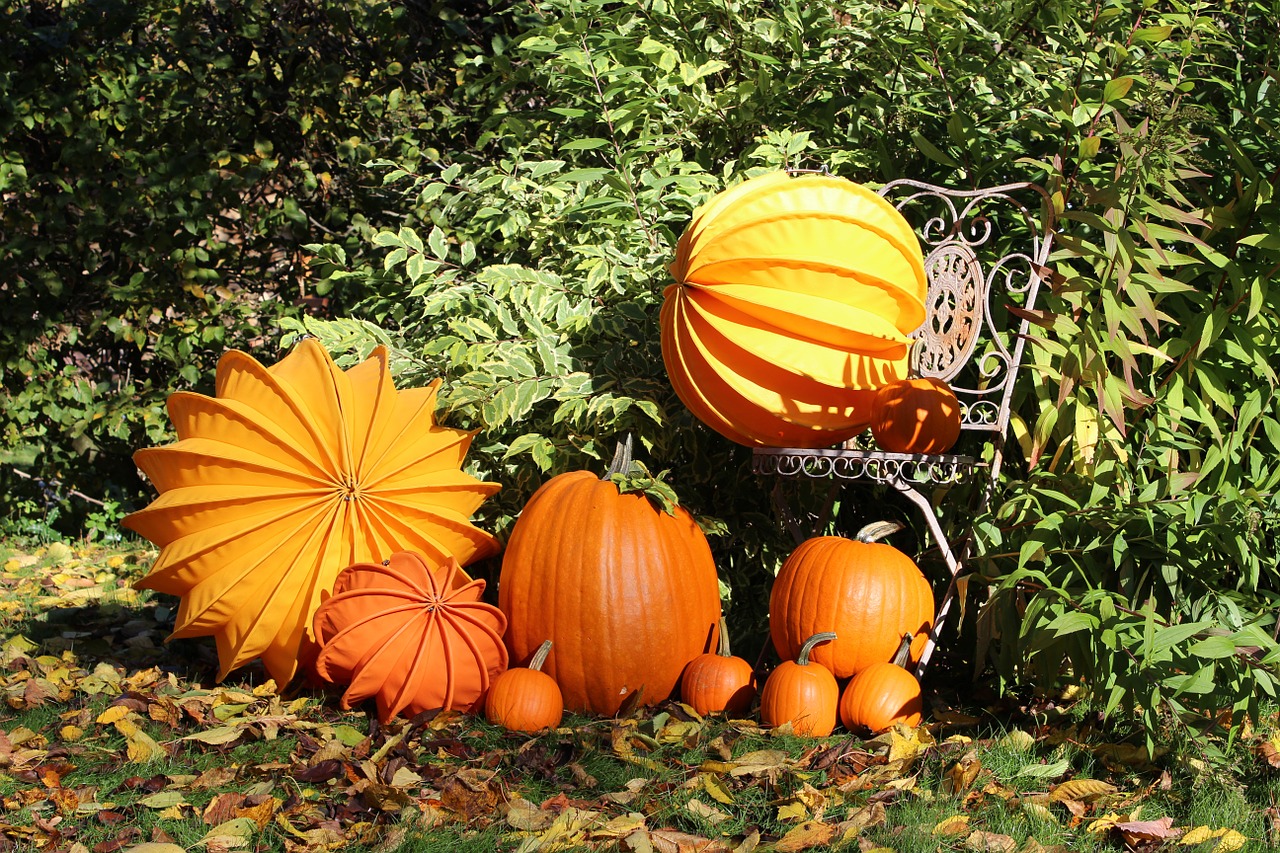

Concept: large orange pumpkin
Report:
left=662, top=170, right=926, bottom=448
left=498, top=441, right=722, bottom=716
left=769, top=522, right=934, bottom=679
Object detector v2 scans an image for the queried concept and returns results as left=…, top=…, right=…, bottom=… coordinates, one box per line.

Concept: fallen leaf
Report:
left=137, top=791, right=187, bottom=809
left=934, top=815, right=971, bottom=836
left=686, top=799, right=731, bottom=826
left=966, top=830, right=1017, bottom=852
left=1180, top=826, right=1246, bottom=851
left=1049, top=779, right=1116, bottom=803
left=121, top=845, right=187, bottom=853
left=198, top=817, right=257, bottom=848
left=998, top=730, right=1036, bottom=752
left=701, top=773, right=735, bottom=805
left=1115, top=815, right=1181, bottom=845
left=648, top=828, right=733, bottom=853
left=774, top=820, right=835, bottom=852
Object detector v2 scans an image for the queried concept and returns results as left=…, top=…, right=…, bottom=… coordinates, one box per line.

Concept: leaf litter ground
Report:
left=1, top=540, right=1277, bottom=853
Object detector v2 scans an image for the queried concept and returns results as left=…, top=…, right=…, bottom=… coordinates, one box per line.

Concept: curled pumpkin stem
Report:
left=797, top=632, right=837, bottom=666
left=856, top=520, right=905, bottom=543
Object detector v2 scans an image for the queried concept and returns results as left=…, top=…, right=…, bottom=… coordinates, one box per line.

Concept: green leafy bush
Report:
left=296, top=0, right=1280, bottom=744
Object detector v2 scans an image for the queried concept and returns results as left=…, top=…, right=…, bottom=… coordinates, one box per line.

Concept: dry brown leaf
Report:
left=686, top=799, right=731, bottom=826
left=966, top=830, right=1018, bottom=852
left=832, top=801, right=886, bottom=839
left=1049, top=779, right=1116, bottom=803
left=773, top=820, right=836, bottom=852
left=1257, top=737, right=1280, bottom=769
left=647, top=828, right=733, bottom=853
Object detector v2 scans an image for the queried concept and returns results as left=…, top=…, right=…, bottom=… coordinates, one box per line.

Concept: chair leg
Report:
left=893, top=483, right=966, bottom=678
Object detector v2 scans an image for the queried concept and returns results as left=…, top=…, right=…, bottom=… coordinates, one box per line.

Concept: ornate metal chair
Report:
left=752, top=179, right=1056, bottom=676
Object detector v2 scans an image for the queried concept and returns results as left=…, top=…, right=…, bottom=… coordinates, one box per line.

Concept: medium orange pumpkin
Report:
left=759, top=632, right=839, bottom=737
left=839, top=634, right=923, bottom=733
left=769, top=522, right=934, bottom=680
left=498, top=439, right=722, bottom=716
left=680, top=617, right=756, bottom=716
left=311, top=551, right=507, bottom=722
left=485, top=640, right=564, bottom=733
left=869, top=376, right=962, bottom=454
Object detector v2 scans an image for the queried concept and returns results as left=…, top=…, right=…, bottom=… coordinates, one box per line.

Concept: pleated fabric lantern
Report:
left=663, top=170, right=928, bottom=447
left=312, top=552, right=508, bottom=722
left=123, top=339, right=500, bottom=686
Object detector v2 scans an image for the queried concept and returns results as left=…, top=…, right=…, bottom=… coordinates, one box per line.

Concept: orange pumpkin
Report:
left=498, top=440, right=722, bottom=716
left=485, top=640, right=564, bottom=733
left=680, top=617, right=756, bottom=716
left=312, top=551, right=507, bottom=722
left=769, top=522, right=934, bottom=679
left=759, top=632, right=839, bottom=737
left=839, top=634, right=923, bottom=733
left=869, top=376, right=962, bottom=454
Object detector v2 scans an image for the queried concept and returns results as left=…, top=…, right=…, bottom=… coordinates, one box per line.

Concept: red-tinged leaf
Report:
left=294, top=759, right=344, bottom=783
left=1115, top=815, right=1180, bottom=844
left=1006, top=305, right=1057, bottom=328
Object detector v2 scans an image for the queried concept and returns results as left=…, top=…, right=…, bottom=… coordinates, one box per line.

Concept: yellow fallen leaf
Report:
left=1180, top=826, right=1246, bottom=851
left=1050, top=779, right=1117, bottom=802
left=60, top=725, right=84, bottom=742
left=702, top=773, right=735, bottom=805
left=96, top=705, right=133, bottom=725
left=114, top=718, right=167, bottom=763
left=138, top=791, right=187, bottom=809
left=776, top=800, right=809, bottom=823
left=933, top=815, right=970, bottom=836
left=686, top=799, right=731, bottom=826
left=774, top=820, right=836, bottom=852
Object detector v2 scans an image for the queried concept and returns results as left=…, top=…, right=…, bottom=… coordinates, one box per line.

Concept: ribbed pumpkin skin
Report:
left=759, top=659, right=839, bottom=737
left=485, top=668, right=564, bottom=733
left=870, top=377, right=962, bottom=454
left=681, top=653, right=756, bottom=716
left=839, top=663, right=923, bottom=733
left=499, top=471, right=722, bottom=716
left=770, top=537, right=934, bottom=679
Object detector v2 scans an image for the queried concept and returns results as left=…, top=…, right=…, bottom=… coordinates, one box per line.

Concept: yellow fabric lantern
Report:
left=663, top=171, right=927, bottom=447
left=123, top=339, right=499, bottom=685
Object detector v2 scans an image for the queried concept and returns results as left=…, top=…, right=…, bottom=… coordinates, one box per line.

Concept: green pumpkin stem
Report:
left=796, top=632, right=837, bottom=667
left=891, top=633, right=913, bottom=669
left=856, top=520, right=905, bottom=543
left=529, top=640, right=553, bottom=673
left=603, top=434, right=680, bottom=517
left=604, top=434, right=635, bottom=479
left=716, top=616, right=732, bottom=658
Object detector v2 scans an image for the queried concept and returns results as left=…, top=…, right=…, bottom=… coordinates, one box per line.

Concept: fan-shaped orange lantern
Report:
left=312, top=551, right=508, bottom=722
left=663, top=170, right=927, bottom=447
left=123, top=339, right=500, bottom=686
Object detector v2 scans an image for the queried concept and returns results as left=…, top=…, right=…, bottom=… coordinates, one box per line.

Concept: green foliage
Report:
left=295, top=0, right=1280, bottom=746
left=0, top=0, right=506, bottom=530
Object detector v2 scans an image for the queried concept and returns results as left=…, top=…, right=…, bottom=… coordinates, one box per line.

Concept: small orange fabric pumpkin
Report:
left=312, top=551, right=507, bottom=722
left=485, top=640, right=564, bottom=733
left=769, top=522, right=934, bottom=680
left=839, top=634, right=923, bottom=733
left=869, top=376, right=962, bottom=454
left=499, top=439, right=722, bottom=716
left=680, top=617, right=756, bottom=716
left=759, top=632, right=839, bottom=737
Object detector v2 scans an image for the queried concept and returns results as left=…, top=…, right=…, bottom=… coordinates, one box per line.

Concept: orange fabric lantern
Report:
left=312, top=551, right=507, bottom=722
left=663, top=170, right=927, bottom=447
left=123, top=339, right=499, bottom=686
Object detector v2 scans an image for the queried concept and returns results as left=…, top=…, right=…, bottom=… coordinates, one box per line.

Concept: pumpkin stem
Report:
left=890, top=633, right=913, bottom=668
left=529, top=640, right=553, bottom=672
left=604, top=434, right=635, bottom=480
left=855, top=520, right=904, bottom=543
left=716, top=616, right=732, bottom=658
left=796, top=632, right=837, bottom=667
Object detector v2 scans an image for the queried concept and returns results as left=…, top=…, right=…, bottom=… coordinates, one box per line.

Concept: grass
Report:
left=0, top=539, right=1277, bottom=852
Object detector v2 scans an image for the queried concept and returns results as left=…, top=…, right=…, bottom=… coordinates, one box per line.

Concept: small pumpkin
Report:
left=680, top=616, right=756, bottom=716
left=839, top=634, right=923, bottom=734
left=499, top=437, right=722, bottom=716
left=869, top=375, right=962, bottom=454
left=485, top=640, right=564, bottom=733
left=759, top=632, right=839, bottom=737
left=769, top=521, right=934, bottom=680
